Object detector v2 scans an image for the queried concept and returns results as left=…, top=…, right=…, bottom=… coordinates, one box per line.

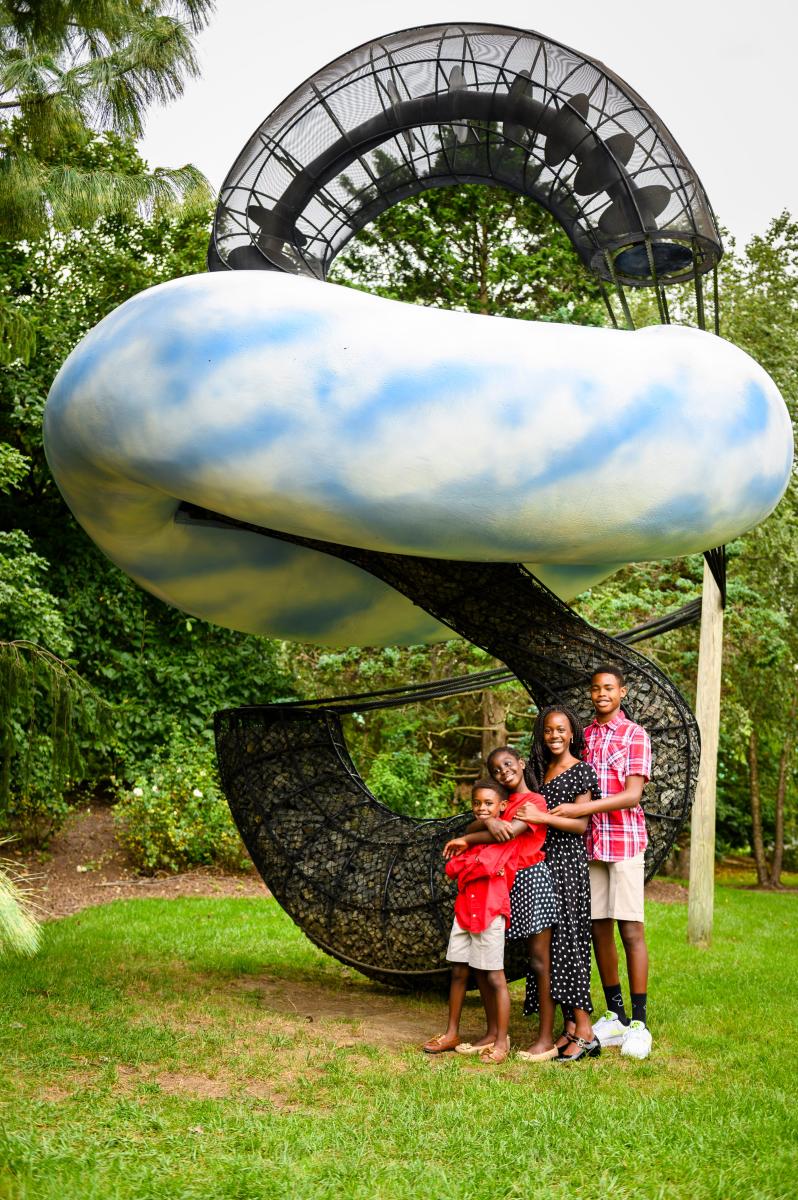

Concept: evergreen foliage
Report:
left=0, top=838, right=39, bottom=958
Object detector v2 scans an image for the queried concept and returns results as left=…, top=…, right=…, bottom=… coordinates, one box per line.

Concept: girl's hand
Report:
left=514, top=801, right=547, bottom=824
left=550, top=801, right=589, bottom=818
left=484, top=817, right=514, bottom=842
left=443, top=837, right=469, bottom=859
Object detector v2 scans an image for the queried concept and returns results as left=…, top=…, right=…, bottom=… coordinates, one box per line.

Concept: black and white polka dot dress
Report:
left=523, top=762, right=599, bottom=1017
left=506, top=790, right=558, bottom=941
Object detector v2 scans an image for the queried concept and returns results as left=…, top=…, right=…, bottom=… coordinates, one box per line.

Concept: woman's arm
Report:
left=552, top=775, right=645, bottom=818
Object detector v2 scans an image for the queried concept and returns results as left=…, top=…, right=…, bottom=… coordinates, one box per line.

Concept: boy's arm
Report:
left=552, top=775, right=645, bottom=818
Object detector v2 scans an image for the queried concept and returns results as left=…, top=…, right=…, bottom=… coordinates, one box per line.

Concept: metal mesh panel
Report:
left=215, top=527, right=699, bottom=990
left=210, top=22, right=721, bottom=287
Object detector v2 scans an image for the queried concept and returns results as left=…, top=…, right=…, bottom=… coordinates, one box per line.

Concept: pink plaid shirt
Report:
left=584, top=710, right=651, bottom=862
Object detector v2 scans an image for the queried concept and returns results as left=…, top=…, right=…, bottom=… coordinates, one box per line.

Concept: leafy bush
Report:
left=366, top=747, right=456, bottom=819
left=115, top=732, right=249, bottom=875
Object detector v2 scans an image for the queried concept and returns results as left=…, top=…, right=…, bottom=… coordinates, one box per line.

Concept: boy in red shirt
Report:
left=422, top=778, right=547, bottom=1064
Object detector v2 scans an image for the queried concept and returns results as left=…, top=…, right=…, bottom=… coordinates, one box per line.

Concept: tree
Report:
left=580, top=214, right=798, bottom=885
left=331, top=182, right=605, bottom=325
left=0, top=167, right=295, bottom=842
left=0, top=0, right=213, bottom=363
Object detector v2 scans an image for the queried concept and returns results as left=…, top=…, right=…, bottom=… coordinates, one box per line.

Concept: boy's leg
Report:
left=474, top=971, right=499, bottom=1047
left=424, top=918, right=472, bottom=1051
left=422, top=963, right=469, bottom=1052
left=479, top=969, right=511, bottom=1052
left=618, top=921, right=648, bottom=992
left=526, top=929, right=555, bottom=1053
left=590, top=858, right=630, bottom=1022
left=591, top=919, right=622, bottom=994
left=612, top=852, right=648, bottom=1029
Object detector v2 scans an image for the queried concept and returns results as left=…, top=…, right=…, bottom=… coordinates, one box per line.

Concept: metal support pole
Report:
left=687, top=558, right=724, bottom=946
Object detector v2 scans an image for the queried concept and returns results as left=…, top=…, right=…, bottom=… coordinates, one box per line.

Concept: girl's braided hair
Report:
left=531, top=704, right=586, bottom=781
left=486, top=744, right=541, bottom=793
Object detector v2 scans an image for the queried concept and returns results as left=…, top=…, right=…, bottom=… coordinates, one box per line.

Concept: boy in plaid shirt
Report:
left=549, top=666, right=653, bottom=1060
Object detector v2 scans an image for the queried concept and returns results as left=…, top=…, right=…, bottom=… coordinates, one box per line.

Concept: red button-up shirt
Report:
left=584, top=710, right=651, bottom=861
left=445, top=791, right=548, bottom=932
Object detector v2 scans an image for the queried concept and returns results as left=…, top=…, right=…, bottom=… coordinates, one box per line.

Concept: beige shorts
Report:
left=446, top=915, right=506, bottom=972
left=589, top=852, right=645, bottom=922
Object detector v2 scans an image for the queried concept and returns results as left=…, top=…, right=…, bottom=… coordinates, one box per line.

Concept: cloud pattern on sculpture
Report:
left=44, top=271, right=793, bottom=645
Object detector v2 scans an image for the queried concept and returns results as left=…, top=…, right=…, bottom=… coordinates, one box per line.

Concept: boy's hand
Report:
left=443, top=837, right=469, bottom=859
left=514, top=801, right=547, bottom=823
left=484, top=817, right=513, bottom=841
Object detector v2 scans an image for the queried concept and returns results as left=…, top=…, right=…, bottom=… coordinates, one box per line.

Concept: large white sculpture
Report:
left=44, top=270, right=792, bottom=646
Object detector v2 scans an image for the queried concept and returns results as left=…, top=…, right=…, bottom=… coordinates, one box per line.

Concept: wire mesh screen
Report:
left=214, top=522, right=699, bottom=990
left=210, top=22, right=721, bottom=287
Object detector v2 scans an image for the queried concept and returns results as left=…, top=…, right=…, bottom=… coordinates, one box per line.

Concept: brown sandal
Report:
left=479, top=1039, right=510, bottom=1064
left=454, top=1041, right=495, bottom=1056
left=422, top=1033, right=461, bottom=1054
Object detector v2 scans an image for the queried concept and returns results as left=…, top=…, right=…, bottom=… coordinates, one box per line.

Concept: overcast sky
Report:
left=139, top=0, right=796, bottom=246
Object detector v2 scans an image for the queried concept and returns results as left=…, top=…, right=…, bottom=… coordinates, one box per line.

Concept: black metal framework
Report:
left=213, top=514, right=699, bottom=990
left=205, top=26, right=722, bottom=988
left=209, top=23, right=722, bottom=290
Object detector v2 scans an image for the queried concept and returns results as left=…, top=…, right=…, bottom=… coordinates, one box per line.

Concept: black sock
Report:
left=603, top=983, right=630, bottom=1024
left=631, top=992, right=648, bottom=1025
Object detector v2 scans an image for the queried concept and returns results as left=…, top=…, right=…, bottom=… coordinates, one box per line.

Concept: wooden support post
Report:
left=687, top=559, right=724, bottom=946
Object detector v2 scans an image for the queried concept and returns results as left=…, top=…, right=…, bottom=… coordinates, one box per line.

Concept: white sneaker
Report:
left=620, top=1020, right=653, bottom=1059
left=591, top=1011, right=627, bottom=1047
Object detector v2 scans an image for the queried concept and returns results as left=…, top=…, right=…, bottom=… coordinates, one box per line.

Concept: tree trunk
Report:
left=748, top=728, right=769, bottom=886
left=478, top=218, right=490, bottom=315
left=770, top=689, right=798, bottom=888
left=688, top=559, right=723, bottom=946
left=480, top=689, right=507, bottom=761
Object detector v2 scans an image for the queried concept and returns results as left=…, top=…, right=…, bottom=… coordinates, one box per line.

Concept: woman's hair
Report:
left=532, top=705, right=586, bottom=776
left=486, top=744, right=541, bottom=793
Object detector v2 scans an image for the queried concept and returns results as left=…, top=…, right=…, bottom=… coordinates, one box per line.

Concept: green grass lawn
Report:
left=1, top=889, right=796, bottom=1200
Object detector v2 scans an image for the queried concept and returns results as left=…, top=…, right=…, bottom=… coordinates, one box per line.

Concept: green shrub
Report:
left=115, top=732, right=249, bottom=875
left=366, top=747, right=456, bottom=819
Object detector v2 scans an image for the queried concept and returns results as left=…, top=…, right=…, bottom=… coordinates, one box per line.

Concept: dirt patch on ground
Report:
left=8, top=805, right=268, bottom=919
left=644, top=879, right=687, bottom=904
left=234, top=973, right=438, bottom=1047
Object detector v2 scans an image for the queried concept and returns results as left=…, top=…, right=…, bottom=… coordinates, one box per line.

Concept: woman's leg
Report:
left=525, top=929, right=555, bottom=1052
left=557, top=1004, right=576, bottom=1049
left=558, top=1005, right=595, bottom=1057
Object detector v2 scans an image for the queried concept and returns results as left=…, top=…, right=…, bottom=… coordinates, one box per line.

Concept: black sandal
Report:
left=555, top=1035, right=601, bottom=1063
left=556, top=1032, right=578, bottom=1059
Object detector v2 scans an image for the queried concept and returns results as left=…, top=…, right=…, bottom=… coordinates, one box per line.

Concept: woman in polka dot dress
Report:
left=514, top=705, right=601, bottom=1062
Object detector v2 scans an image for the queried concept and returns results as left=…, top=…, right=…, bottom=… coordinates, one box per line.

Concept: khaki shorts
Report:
left=446, top=915, right=506, bottom=972
left=589, top=852, right=645, bottom=922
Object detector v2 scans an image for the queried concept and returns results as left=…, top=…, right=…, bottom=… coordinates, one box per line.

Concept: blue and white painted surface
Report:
left=44, top=271, right=793, bottom=645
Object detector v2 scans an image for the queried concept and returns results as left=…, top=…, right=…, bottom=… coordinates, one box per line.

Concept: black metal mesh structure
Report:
left=209, top=22, right=721, bottom=288
left=213, top=515, right=699, bottom=990
left=207, top=23, right=713, bottom=988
